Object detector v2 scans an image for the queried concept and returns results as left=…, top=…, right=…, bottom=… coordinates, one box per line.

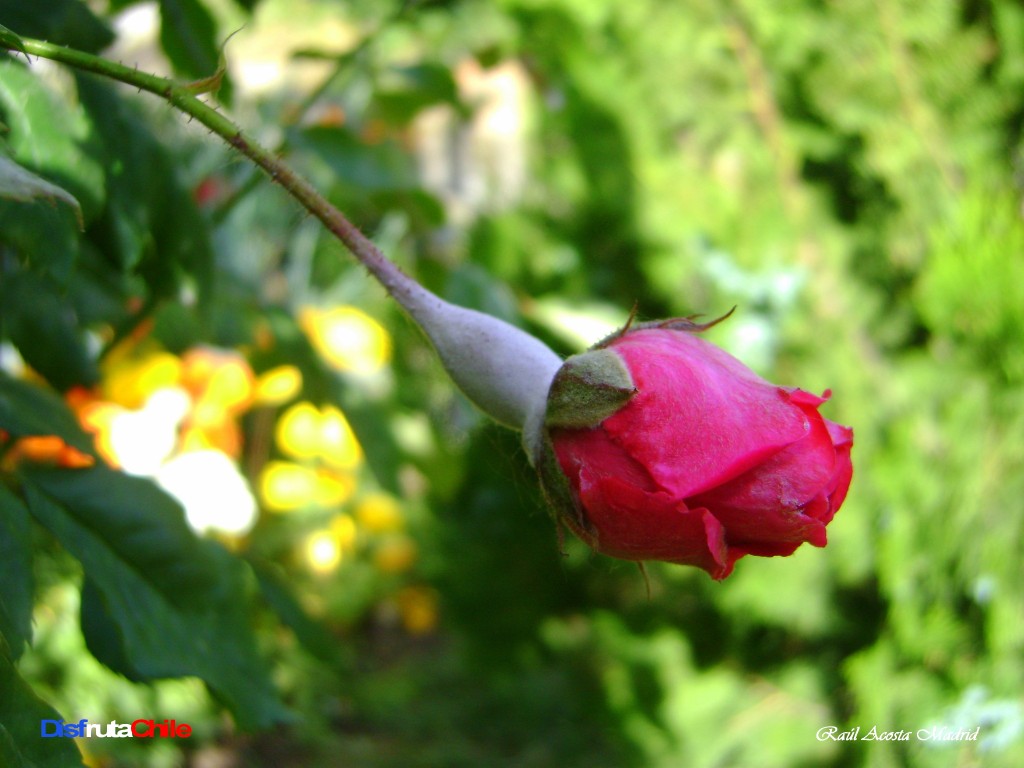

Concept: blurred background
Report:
left=2, top=0, right=1023, bottom=766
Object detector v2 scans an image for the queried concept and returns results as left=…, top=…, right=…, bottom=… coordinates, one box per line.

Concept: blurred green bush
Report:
left=1, top=1, right=1022, bottom=766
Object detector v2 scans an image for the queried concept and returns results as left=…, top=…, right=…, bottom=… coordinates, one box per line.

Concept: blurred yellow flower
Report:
left=276, top=401, right=363, bottom=469
left=182, top=348, right=255, bottom=419
left=259, top=461, right=355, bottom=511
left=260, top=461, right=320, bottom=511
left=102, top=352, right=182, bottom=409
left=300, top=306, right=391, bottom=375
left=253, top=365, right=302, bottom=406
left=202, top=359, right=255, bottom=415
left=179, top=416, right=243, bottom=458
left=374, top=536, right=417, bottom=574
left=319, top=405, right=362, bottom=469
left=305, top=530, right=343, bottom=575
left=275, top=401, right=323, bottom=459
left=79, top=401, right=121, bottom=465
left=396, top=586, right=439, bottom=635
left=90, top=346, right=264, bottom=470
left=329, top=513, right=358, bottom=549
left=355, top=493, right=403, bottom=533
left=313, top=469, right=357, bottom=507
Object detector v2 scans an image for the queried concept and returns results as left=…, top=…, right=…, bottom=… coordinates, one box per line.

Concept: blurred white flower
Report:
left=157, top=450, right=258, bottom=536
left=107, top=387, right=191, bottom=476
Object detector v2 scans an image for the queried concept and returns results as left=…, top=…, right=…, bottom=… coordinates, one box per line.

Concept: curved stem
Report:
left=0, top=32, right=418, bottom=303
left=0, top=30, right=564, bottom=433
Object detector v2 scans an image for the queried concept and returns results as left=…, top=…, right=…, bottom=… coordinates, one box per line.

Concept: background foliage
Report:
left=2, top=0, right=1023, bottom=766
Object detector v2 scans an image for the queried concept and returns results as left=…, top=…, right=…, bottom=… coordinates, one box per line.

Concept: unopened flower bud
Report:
left=532, top=316, right=854, bottom=580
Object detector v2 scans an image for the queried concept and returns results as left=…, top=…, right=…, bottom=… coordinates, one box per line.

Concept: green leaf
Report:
left=0, top=632, right=85, bottom=768
left=0, top=0, right=113, bottom=53
left=23, top=466, right=221, bottom=604
left=0, top=23, right=26, bottom=55
left=0, top=198, right=81, bottom=285
left=74, top=76, right=215, bottom=306
left=0, top=59, right=105, bottom=280
left=0, top=270, right=100, bottom=391
left=294, top=126, right=418, bottom=192
left=248, top=557, right=343, bottom=664
left=158, top=0, right=233, bottom=102
left=0, top=60, right=104, bottom=216
left=370, top=188, right=446, bottom=229
left=0, top=486, right=33, bottom=660
left=372, top=63, right=462, bottom=125
left=23, top=473, right=291, bottom=729
left=65, top=243, right=135, bottom=329
left=0, top=372, right=95, bottom=454
left=337, top=397, right=404, bottom=495
left=0, top=155, right=83, bottom=228
left=79, top=577, right=145, bottom=682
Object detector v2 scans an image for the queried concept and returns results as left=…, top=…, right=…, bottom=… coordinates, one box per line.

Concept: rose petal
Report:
left=604, top=330, right=813, bottom=499
left=690, top=402, right=836, bottom=515
left=552, top=424, right=659, bottom=495
left=824, top=420, right=854, bottom=514
left=573, top=467, right=733, bottom=577
left=688, top=404, right=838, bottom=548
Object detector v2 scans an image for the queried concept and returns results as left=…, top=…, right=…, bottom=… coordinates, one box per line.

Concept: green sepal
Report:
left=544, top=348, right=636, bottom=429
left=535, top=432, right=594, bottom=543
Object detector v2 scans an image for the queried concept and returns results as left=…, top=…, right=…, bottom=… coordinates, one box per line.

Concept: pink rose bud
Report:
left=534, top=318, right=853, bottom=580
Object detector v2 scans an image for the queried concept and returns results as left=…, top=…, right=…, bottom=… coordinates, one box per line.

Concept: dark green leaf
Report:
left=434, top=425, right=578, bottom=662
left=23, top=480, right=290, bottom=729
left=337, top=397, right=403, bottom=495
left=65, top=243, right=134, bottom=329
left=0, top=62, right=104, bottom=211
left=0, top=59, right=105, bottom=280
left=373, top=63, right=461, bottom=125
left=23, top=466, right=220, bottom=604
left=0, top=155, right=82, bottom=228
left=0, top=0, right=113, bottom=52
left=75, top=76, right=215, bottom=306
left=248, top=557, right=343, bottom=664
left=79, top=577, right=145, bottom=682
left=0, top=486, right=33, bottom=660
left=151, top=301, right=205, bottom=353
left=0, top=632, right=85, bottom=768
left=0, top=373, right=95, bottom=454
left=294, top=125, right=418, bottom=192
left=158, top=0, right=232, bottom=102
left=0, top=198, right=81, bottom=285
left=0, top=270, right=100, bottom=390
left=370, top=188, right=446, bottom=228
